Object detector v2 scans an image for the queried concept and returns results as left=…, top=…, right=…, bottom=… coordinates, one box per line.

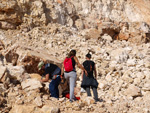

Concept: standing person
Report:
left=38, top=61, right=62, bottom=98
left=61, top=49, right=88, bottom=102
left=81, top=53, right=99, bottom=102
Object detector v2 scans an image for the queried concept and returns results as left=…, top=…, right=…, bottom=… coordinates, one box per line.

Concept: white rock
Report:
left=81, top=97, right=95, bottom=105
left=0, top=31, right=6, bottom=40
left=41, top=105, right=60, bottom=113
left=134, top=78, right=141, bottom=85
left=127, top=59, right=136, bottom=66
left=144, top=61, right=150, bottom=68
left=105, top=73, right=112, bottom=82
left=21, top=79, right=42, bottom=91
left=145, top=70, right=150, bottom=79
left=34, top=96, right=42, bottom=107
left=124, top=84, right=141, bottom=97
left=110, top=49, right=128, bottom=63
left=139, top=22, right=150, bottom=33
left=7, top=64, right=25, bottom=81
left=101, top=34, right=112, bottom=42
left=142, top=83, right=150, bottom=91
left=136, top=72, right=145, bottom=79
left=99, top=83, right=105, bottom=89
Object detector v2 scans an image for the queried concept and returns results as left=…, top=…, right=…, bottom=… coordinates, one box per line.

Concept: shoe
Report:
left=69, top=99, right=74, bottom=103
left=73, top=97, right=78, bottom=101
left=95, top=98, right=100, bottom=102
left=70, top=98, right=77, bottom=103
left=95, top=98, right=103, bottom=102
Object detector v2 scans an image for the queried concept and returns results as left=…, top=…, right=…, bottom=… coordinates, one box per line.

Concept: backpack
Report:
left=83, top=61, right=93, bottom=73
left=63, top=56, right=73, bottom=72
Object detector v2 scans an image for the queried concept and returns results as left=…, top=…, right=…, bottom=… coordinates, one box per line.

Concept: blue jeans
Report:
left=49, top=67, right=61, bottom=98
left=49, top=76, right=61, bottom=98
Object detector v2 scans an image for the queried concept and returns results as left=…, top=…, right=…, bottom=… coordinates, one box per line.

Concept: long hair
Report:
left=67, top=49, right=76, bottom=58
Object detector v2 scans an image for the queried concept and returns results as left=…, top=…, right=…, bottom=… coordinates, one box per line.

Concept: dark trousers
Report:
left=85, top=86, right=98, bottom=101
left=49, top=76, right=61, bottom=98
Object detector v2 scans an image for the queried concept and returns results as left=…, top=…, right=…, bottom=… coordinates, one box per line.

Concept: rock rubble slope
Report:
left=0, top=0, right=150, bottom=113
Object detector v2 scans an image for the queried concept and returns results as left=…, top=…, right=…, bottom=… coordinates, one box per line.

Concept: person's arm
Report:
left=94, top=64, right=97, bottom=79
left=74, top=56, right=88, bottom=76
left=61, top=63, right=64, bottom=77
left=41, top=74, right=49, bottom=82
left=81, top=70, right=84, bottom=81
left=74, top=56, right=84, bottom=70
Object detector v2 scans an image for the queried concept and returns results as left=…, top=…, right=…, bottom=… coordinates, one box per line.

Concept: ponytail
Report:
left=67, top=49, right=76, bottom=58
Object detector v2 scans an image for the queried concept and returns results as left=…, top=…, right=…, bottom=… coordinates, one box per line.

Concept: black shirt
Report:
left=71, top=57, right=76, bottom=68
left=83, top=60, right=95, bottom=77
left=44, top=63, right=58, bottom=79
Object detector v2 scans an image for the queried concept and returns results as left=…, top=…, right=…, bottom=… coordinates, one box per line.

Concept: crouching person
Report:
left=38, top=61, right=62, bottom=98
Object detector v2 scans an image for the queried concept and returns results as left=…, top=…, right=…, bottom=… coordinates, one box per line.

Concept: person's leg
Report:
left=49, top=80, right=57, bottom=98
left=92, top=86, right=99, bottom=101
left=49, top=76, right=61, bottom=98
left=68, top=71, right=77, bottom=101
left=55, top=76, right=61, bottom=97
left=85, top=87, right=92, bottom=96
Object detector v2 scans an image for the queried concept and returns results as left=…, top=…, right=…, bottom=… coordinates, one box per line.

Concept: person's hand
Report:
left=84, top=70, right=88, bottom=76
left=52, top=75, right=57, bottom=79
left=60, top=75, right=63, bottom=79
left=40, top=79, right=43, bottom=83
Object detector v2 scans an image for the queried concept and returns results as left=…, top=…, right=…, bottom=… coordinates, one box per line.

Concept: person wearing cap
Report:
left=81, top=53, right=99, bottom=103
left=38, top=61, right=62, bottom=98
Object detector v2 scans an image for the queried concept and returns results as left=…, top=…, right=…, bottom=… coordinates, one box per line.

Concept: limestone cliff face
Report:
left=0, top=0, right=150, bottom=30
left=0, top=0, right=21, bottom=29
left=129, top=0, right=150, bottom=24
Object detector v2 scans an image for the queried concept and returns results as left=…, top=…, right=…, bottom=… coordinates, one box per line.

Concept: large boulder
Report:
left=3, top=45, right=62, bottom=74
left=124, top=84, right=141, bottom=97
left=21, top=79, right=42, bottom=91
left=40, top=105, right=60, bottom=113
left=9, top=105, right=36, bottom=113
left=81, top=28, right=101, bottom=39
left=29, top=73, right=41, bottom=81
left=6, top=64, right=25, bottom=82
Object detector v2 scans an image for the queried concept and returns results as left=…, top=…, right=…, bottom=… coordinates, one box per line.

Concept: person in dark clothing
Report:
left=81, top=53, right=99, bottom=102
left=38, top=61, right=62, bottom=98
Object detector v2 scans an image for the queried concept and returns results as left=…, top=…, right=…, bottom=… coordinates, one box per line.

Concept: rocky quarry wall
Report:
left=1, top=0, right=150, bottom=42
left=0, top=0, right=150, bottom=113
